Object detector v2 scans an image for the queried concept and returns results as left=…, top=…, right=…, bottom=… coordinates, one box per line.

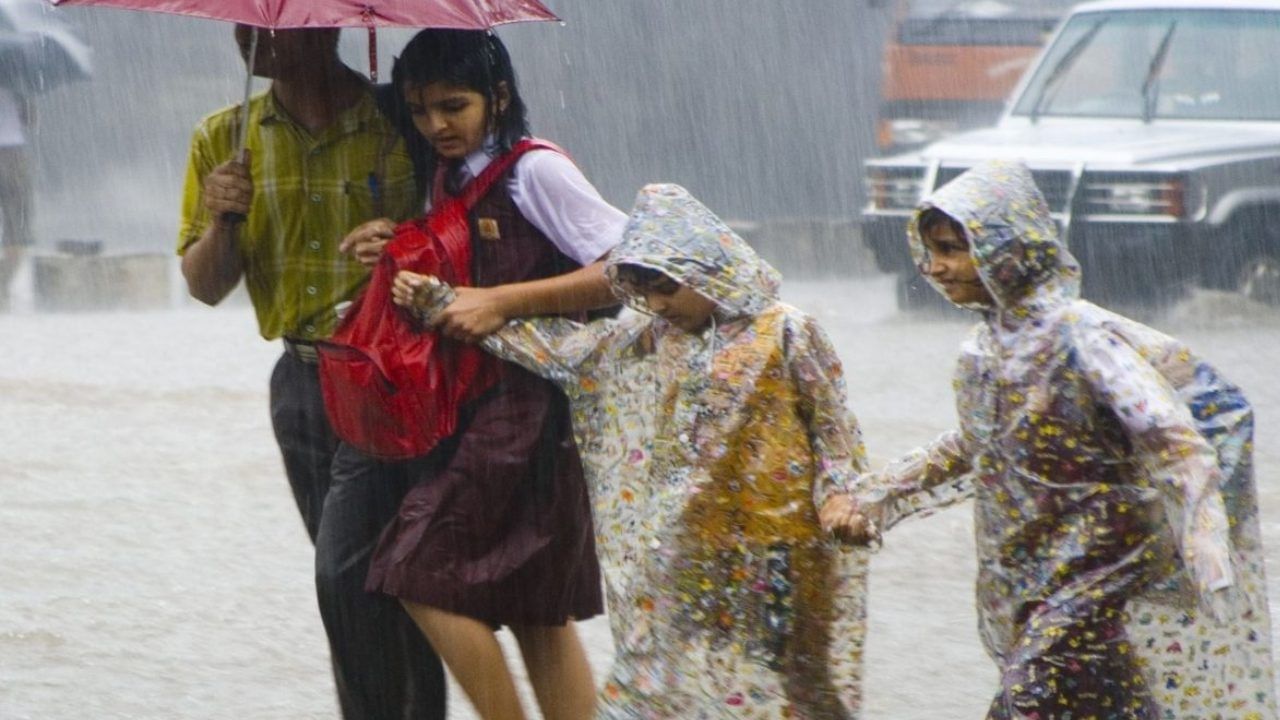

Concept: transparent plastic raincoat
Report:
left=854, top=161, right=1276, bottom=719
left=413, top=184, right=869, bottom=718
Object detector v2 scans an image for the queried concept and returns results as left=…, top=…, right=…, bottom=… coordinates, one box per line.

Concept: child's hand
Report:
left=392, top=271, right=454, bottom=320
left=392, top=271, right=429, bottom=308
left=820, top=493, right=881, bottom=546
left=1188, top=531, right=1237, bottom=623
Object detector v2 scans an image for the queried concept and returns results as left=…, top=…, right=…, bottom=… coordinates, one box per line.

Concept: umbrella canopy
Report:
left=46, top=0, right=559, bottom=30
left=0, top=0, right=91, bottom=94
left=44, top=0, right=561, bottom=220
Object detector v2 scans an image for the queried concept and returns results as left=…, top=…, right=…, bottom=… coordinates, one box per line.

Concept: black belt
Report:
left=282, top=337, right=320, bottom=364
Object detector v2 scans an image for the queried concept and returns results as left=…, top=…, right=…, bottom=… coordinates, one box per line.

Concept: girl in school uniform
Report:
left=332, top=28, right=626, bottom=720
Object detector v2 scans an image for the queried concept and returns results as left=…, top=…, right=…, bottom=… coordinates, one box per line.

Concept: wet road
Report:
left=2, top=277, right=1277, bottom=719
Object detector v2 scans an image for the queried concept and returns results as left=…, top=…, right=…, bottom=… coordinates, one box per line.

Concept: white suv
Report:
left=862, top=0, right=1280, bottom=307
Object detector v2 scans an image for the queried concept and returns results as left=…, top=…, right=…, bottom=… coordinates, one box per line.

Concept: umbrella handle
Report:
left=223, top=28, right=260, bottom=227
left=367, top=22, right=378, bottom=83
left=220, top=146, right=249, bottom=224
left=236, top=28, right=259, bottom=154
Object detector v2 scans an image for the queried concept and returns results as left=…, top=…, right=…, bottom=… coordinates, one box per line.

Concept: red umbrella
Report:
left=47, top=0, right=559, bottom=159
left=46, top=0, right=559, bottom=30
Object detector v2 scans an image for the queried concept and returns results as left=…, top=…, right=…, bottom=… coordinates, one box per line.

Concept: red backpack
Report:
left=318, top=139, right=558, bottom=460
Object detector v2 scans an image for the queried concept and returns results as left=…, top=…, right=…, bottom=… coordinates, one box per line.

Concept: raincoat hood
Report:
left=909, top=160, right=1082, bottom=313
left=606, top=184, right=781, bottom=320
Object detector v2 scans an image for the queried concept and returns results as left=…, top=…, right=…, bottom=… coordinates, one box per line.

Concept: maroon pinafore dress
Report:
left=365, top=154, right=603, bottom=626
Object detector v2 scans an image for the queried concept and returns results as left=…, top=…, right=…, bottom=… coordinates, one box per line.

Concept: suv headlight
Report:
left=877, top=118, right=961, bottom=151
left=866, top=166, right=926, bottom=212
left=1081, top=174, right=1189, bottom=218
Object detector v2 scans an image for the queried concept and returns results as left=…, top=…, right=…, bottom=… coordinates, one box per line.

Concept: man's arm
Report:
left=181, top=217, right=245, bottom=305
left=180, top=152, right=253, bottom=305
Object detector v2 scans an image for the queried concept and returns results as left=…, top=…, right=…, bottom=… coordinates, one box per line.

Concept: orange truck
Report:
left=876, top=0, right=1077, bottom=153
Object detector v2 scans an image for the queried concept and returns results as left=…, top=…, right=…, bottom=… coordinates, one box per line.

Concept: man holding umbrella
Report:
left=177, top=24, right=444, bottom=720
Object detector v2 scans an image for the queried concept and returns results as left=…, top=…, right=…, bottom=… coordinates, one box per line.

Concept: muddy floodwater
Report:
left=3, top=276, right=1278, bottom=719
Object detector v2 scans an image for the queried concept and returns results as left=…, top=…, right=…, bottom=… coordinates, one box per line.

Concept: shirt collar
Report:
left=458, top=137, right=503, bottom=181
left=258, top=85, right=380, bottom=137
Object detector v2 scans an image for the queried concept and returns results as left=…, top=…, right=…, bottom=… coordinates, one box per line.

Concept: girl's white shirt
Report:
left=429, top=142, right=626, bottom=266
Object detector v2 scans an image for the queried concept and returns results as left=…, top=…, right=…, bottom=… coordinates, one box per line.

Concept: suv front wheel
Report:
left=1238, top=251, right=1280, bottom=306
left=1216, top=210, right=1280, bottom=306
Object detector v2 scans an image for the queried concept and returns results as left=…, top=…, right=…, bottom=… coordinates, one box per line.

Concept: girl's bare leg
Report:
left=402, top=601, right=528, bottom=720
left=510, top=623, right=596, bottom=720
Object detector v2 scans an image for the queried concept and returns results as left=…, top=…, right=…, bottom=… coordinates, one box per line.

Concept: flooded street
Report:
left=6, top=0, right=1278, bottom=716
left=2, top=275, right=1278, bottom=719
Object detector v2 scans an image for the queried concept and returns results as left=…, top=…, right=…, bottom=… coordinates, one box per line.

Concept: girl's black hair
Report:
left=917, top=207, right=966, bottom=240
left=388, top=29, right=531, bottom=189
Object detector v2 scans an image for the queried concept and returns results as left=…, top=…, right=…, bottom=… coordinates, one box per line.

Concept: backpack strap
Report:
left=402, top=140, right=568, bottom=271
left=454, top=138, right=567, bottom=210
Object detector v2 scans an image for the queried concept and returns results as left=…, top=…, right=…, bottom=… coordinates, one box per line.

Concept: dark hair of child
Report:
left=917, top=207, right=967, bottom=241
left=388, top=29, right=531, bottom=190
left=612, top=264, right=681, bottom=295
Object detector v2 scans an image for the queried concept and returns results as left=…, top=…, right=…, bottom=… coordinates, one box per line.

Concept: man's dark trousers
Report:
left=270, top=350, right=446, bottom=719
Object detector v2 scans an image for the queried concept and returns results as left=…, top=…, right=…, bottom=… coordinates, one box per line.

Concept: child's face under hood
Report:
left=606, top=184, right=782, bottom=324
left=908, top=160, right=1082, bottom=312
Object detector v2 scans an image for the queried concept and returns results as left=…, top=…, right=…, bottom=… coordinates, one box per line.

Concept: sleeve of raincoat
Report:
left=481, top=315, right=629, bottom=391
left=786, top=315, right=868, bottom=509
left=1074, top=325, right=1235, bottom=610
left=410, top=275, right=621, bottom=391
left=850, top=429, right=976, bottom=532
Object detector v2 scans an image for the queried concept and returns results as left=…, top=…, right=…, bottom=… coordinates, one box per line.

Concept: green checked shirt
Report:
left=178, top=88, right=419, bottom=341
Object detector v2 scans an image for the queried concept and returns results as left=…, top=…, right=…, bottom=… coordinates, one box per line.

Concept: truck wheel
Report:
left=1238, top=251, right=1280, bottom=306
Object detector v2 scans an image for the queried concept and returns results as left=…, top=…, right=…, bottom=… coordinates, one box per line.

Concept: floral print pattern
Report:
left=856, top=161, right=1276, bottom=719
left=417, top=184, right=869, bottom=718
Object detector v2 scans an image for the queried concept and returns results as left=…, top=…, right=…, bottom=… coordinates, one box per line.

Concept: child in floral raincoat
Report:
left=824, top=160, right=1276, bottom=719
left=394, top=184, right=870, bottom=718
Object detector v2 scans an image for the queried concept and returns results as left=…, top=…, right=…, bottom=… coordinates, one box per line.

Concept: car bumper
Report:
left=1068, top=222, right=1197, bottom=299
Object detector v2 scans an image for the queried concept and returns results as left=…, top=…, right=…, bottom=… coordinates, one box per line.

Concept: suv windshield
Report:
left=901, top=0, right=1075, bottom=45
left=1012, top=9, right=1280, bottom=121
left=907, top=0, right=1075, bottom=19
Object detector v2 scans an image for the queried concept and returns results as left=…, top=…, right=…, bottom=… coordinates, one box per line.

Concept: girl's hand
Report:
left=820, top=494, right=881, bottom=545
left=340, top=218, right=397, bottom=268
left=433, top=286, right=509, bottom=343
